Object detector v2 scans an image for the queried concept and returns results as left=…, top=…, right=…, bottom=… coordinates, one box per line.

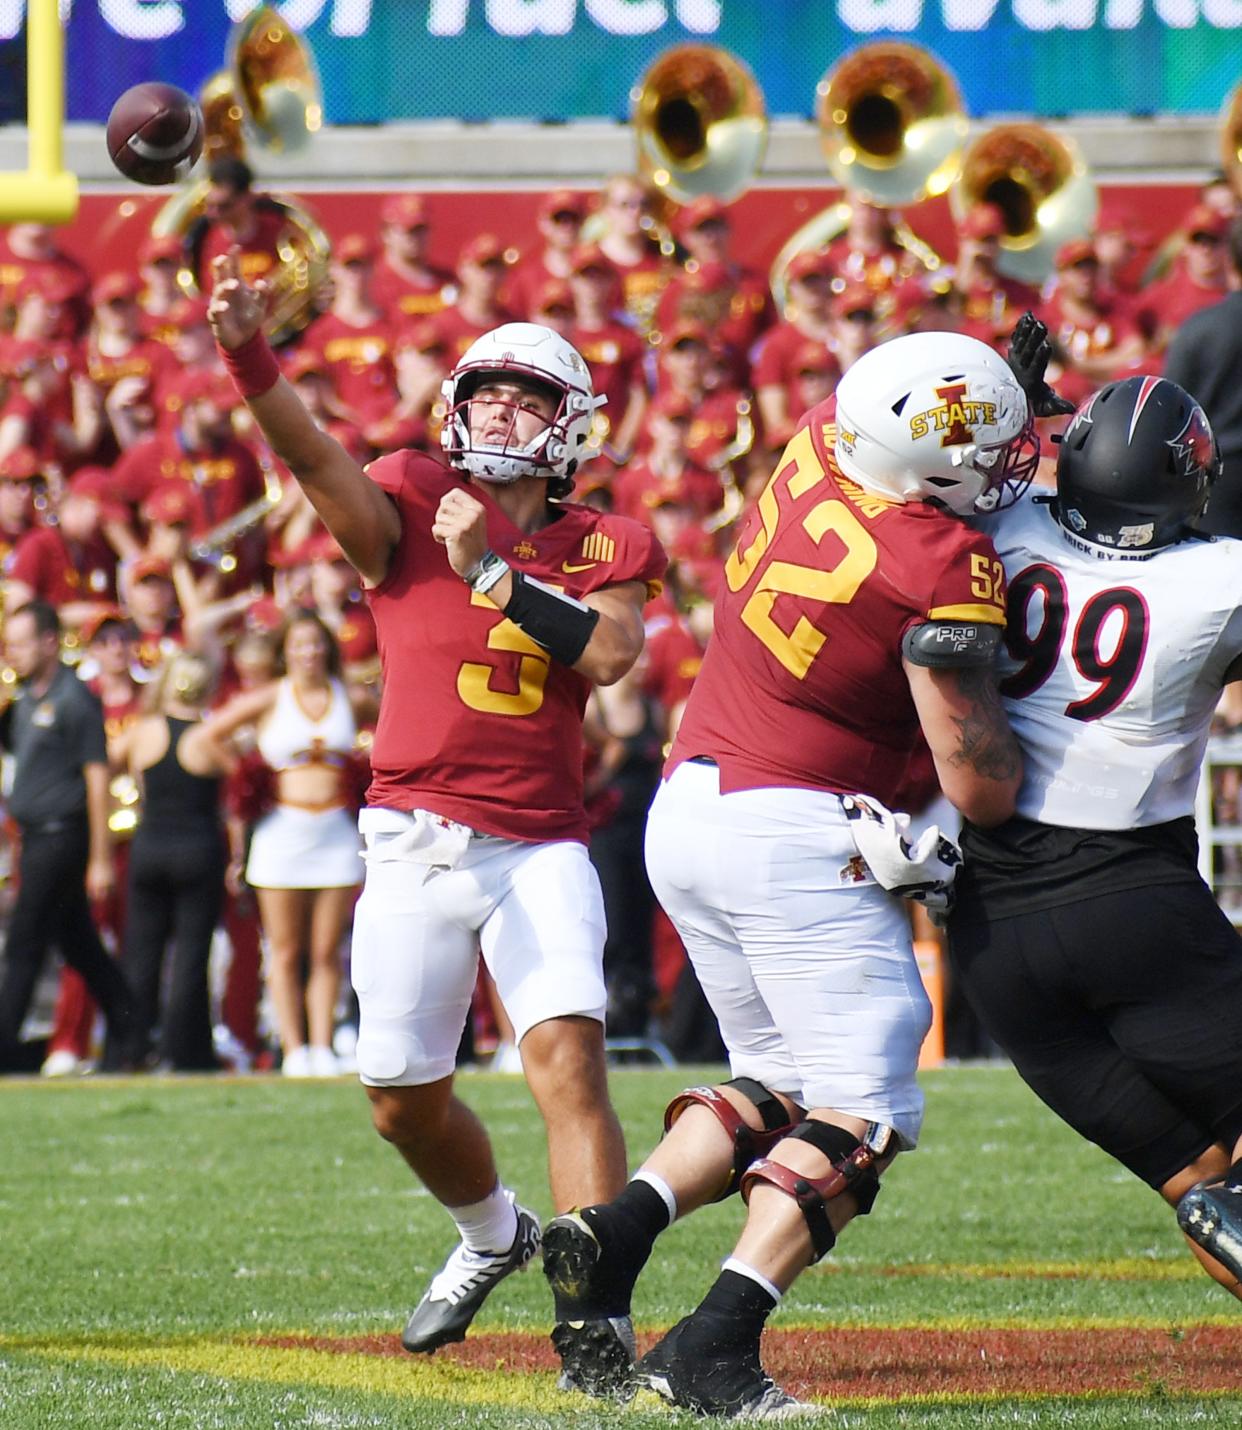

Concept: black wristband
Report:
left=502, top=570, right=600, bottom=667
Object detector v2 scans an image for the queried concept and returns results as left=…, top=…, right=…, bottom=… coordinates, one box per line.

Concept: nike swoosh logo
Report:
left=561, top=561, right=598, bottom=573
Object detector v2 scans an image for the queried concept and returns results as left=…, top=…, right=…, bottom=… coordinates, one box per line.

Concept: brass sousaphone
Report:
left=151, top=4, right=330, bottom=345
left=950, top=123, right=1097, bottom=285
left=770, top=42, right=966, bottom=313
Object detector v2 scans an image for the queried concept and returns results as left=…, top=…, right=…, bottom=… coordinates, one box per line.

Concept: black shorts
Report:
left=948, top=878, right=1242, bottom=1189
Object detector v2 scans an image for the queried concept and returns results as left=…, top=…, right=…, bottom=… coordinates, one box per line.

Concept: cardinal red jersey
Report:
left=301, top=312, right=397, bottom=426
left=364, top=451, right=667, bottom=842
left=668, top=399, right=1007, bottom=806
left=7, top=525, right=117, bottom=606
left=197, top=207, right=288, bottom=292
left=113, top=433, right=265, bottom=534
left=427, top=304, right=518, bottom=363
left=568, top=321, right=647, bottom=432
left=371, top=259, right=455, bottom=322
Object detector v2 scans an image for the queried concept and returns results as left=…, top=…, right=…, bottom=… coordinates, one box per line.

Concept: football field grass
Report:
left=2, top=1063, right=1240, bottom=1427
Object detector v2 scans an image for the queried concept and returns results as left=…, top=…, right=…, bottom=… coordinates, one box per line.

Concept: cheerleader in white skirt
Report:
left=206, top=612, right=366, bottom=1077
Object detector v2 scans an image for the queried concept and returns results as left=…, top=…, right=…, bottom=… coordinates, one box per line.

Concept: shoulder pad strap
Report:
left=902, top=620, right=1003, bottom=669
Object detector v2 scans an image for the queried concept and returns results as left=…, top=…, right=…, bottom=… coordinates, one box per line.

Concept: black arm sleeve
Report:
left=502, top=571, right=601, bottom=667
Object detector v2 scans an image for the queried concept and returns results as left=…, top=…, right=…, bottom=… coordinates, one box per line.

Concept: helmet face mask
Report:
left=834, top=332, right=1037, bottom=516
left=442, top=323, right=603, bottom=493
left=1054, top=376, right=1219, bottom=552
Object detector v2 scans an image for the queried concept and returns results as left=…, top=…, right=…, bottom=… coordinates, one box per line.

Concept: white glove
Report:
left=841, top=794, right=962, bottom=922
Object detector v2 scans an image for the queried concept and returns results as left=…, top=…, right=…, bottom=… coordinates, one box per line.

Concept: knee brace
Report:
left=739, top=1120, right=883, bottom=1263
left=663, top=1076, right=802, bottom=1202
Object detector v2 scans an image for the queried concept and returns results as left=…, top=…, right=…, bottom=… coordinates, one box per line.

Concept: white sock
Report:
left=633, top=1168, right=678, bottom=1224
left=721, top=1256, right=783, bottom=1304
left=448, top=1183, right=518, bottom=1255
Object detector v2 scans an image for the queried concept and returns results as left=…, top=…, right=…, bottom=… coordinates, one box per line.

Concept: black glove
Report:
left=1007, top=311, right=1076, bottom=418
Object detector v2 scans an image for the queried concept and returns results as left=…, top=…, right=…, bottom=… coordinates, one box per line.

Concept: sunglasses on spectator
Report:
left=840, top=309, right=875, bottom=323
left=548, top=211, right=581, bottom=225
left=1189, top=231, right=1222, bottom=245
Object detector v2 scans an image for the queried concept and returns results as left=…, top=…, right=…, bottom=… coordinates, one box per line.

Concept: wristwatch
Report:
left=464, top=549, right=510, bottom=596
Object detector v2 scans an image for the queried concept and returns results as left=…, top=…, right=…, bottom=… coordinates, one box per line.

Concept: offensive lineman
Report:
left=207, top=255, right=666, bottom=1369
left=949, top=365, right=1242, bottom=1300
left=543, top=331, right=1031, bottom=1414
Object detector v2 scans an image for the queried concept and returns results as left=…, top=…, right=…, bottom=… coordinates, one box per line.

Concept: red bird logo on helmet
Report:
left=1169, top=403, right=1216, bottom=478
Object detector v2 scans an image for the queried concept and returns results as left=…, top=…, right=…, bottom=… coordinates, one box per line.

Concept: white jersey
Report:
left=985, top=496, right=1242, bottom=830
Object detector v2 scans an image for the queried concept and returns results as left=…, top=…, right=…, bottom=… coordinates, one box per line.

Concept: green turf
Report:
left=2, top=1064, right=1239, bottom=1427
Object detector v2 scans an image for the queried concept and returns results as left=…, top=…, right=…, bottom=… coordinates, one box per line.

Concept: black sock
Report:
left=679, top=1269, right=778, bottom=1357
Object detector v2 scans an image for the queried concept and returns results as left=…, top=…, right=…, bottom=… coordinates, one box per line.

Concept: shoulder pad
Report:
left=902, top=620, right=1003, bottom=669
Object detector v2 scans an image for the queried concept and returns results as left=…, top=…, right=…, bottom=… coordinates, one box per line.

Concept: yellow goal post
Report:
left=0, top=0, right=78, bottom=224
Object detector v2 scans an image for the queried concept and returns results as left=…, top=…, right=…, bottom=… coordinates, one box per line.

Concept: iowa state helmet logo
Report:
left=909, top=383, right=998, bottom=447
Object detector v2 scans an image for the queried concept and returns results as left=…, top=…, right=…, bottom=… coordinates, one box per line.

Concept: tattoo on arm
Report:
left=946, top=666, right=1022, bottom=781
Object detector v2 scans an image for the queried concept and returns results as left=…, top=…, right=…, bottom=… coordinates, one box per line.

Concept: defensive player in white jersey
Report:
left=948, top=365, right=1242, bottom=1299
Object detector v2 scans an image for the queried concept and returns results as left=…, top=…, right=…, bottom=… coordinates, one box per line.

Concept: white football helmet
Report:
left=441, top=322, right=604, bottom=489
left=834, top=331, right=1037, bottom=516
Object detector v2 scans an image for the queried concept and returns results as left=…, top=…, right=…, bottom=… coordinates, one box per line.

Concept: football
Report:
left=106, top=82, right=204, bottom=186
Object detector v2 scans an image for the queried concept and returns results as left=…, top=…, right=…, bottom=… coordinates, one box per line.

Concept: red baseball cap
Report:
left=380, top=193, right=429, bottom=228
left=92, top=270, right=141, bottom=306
left=538, top=188, right=588, bottom=222
left=786, top=249, right=834, bottom=283
left=336, top=232, right=377, bottom=265
left=458, top=233, right=513, bottom=269
left=141, top=484, right=198, bottom=527
left=662, top=319, right=711, bottom=349
left=139, top=233, right=184, bottom=266
left=533, top=278, right=574, bottom=315
left=284, top=348, right=330, bottom=382
left=1184, top=204, right=1230, bottom=240
left=245, top=595, right=285, bottom=632
left=131, top=555, right=173, bottom=584
left=394, top=319, right=448, bottom=355
left=17, top=268, right=82, bottom=306
left=832, top=283, right=876, bottom=319
left=79, top=606, right=130, bottom=645
left=1055, top=237, right=1098, bottom=270
left=0, top=446, right=42, bottom=481
left=569, top=242, right=615, bottom=277
left=675, top=196, right=729, bottom=238
left=958, top=203, right=1006, bottom=241
left=178, top=370, right=240, bottom=409
left=793, top=341, right=836, bottom=375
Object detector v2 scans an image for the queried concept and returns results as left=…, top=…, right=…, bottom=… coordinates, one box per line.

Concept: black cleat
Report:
left=635, top=1316, right=819, bottom=1420
left=1178, top=1179, right=1242, bottom=1283
left=543, top=1212, right=637, bottom=1397
left=401, top=1201, right=541, bottom=1354
left=551, top=1315, right=636, bottom=1399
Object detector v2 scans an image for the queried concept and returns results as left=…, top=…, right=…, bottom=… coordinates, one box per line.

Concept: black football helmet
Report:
left=1054, top=376, right=1220, bottom=551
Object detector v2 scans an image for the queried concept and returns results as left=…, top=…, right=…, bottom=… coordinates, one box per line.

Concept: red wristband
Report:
left=219, top=330, right=281, bottom=399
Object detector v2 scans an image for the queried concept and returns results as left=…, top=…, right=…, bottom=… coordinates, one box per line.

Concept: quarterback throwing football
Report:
left=208, top=254, right=665, bottom=1376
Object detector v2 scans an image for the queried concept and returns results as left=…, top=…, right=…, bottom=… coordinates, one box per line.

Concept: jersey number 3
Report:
left=458, top=590, right=550, bottom=716
left=724, top=426, right=878, bottom=679
left=1001, top=563, right=1149, bottom=722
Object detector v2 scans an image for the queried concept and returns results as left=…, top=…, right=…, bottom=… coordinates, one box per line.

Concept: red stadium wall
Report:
left=59, top=184, right=1196, bottom=285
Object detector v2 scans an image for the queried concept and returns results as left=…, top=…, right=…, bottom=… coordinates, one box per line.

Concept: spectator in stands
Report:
left=0, top=601, right=135, bottom=1072
left=1164, top=216, right=1242, bottom=539
left=612, top=391, right=722, bottom=526
left=530, top=278, right=575, bottom=338
left=505, top=189, right=587, bottom=320
left=591, top=173, right=670, bottom=334
left=753, top=250, right=836, bottom=449
left=829, top=283, right=880, bottom=374
left=788, top=341, right=838, bottom=429
left=136, top=234, right=190, bottom=344
left=123, top=556, right=186, bottom=680
left=301, top=234, right=395, bottom=429
left=430, top=234, right=517, bottom=362
left=189, top=157, right=291, bottom=295
left=656, top=197, right=773, bottom=377
left=950, top=203, right=1041, bottom=351
left=114, top=652, right=231, bottom=1071
left=204, top=611, right=365, bottom=1077
left=650, top=321, right=751, bottom=476
left=0, top=277, right=98, bottom=467
left=362, top=322, right=449, bottom=457
left=0, top=446, right=38, bottom=565
left=1136, top=205, right=1232, bottom=352
left=5, top=467, right=119, bottom=630
left=826, top=201, right=930, bottom=318
left=371, top=194, right=455, bottom=323
left=1041, top=239, right=1146, bottom=408
left=567, top=243, right=648, bottom=462
left=0, top=222, right=89, bottom=337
